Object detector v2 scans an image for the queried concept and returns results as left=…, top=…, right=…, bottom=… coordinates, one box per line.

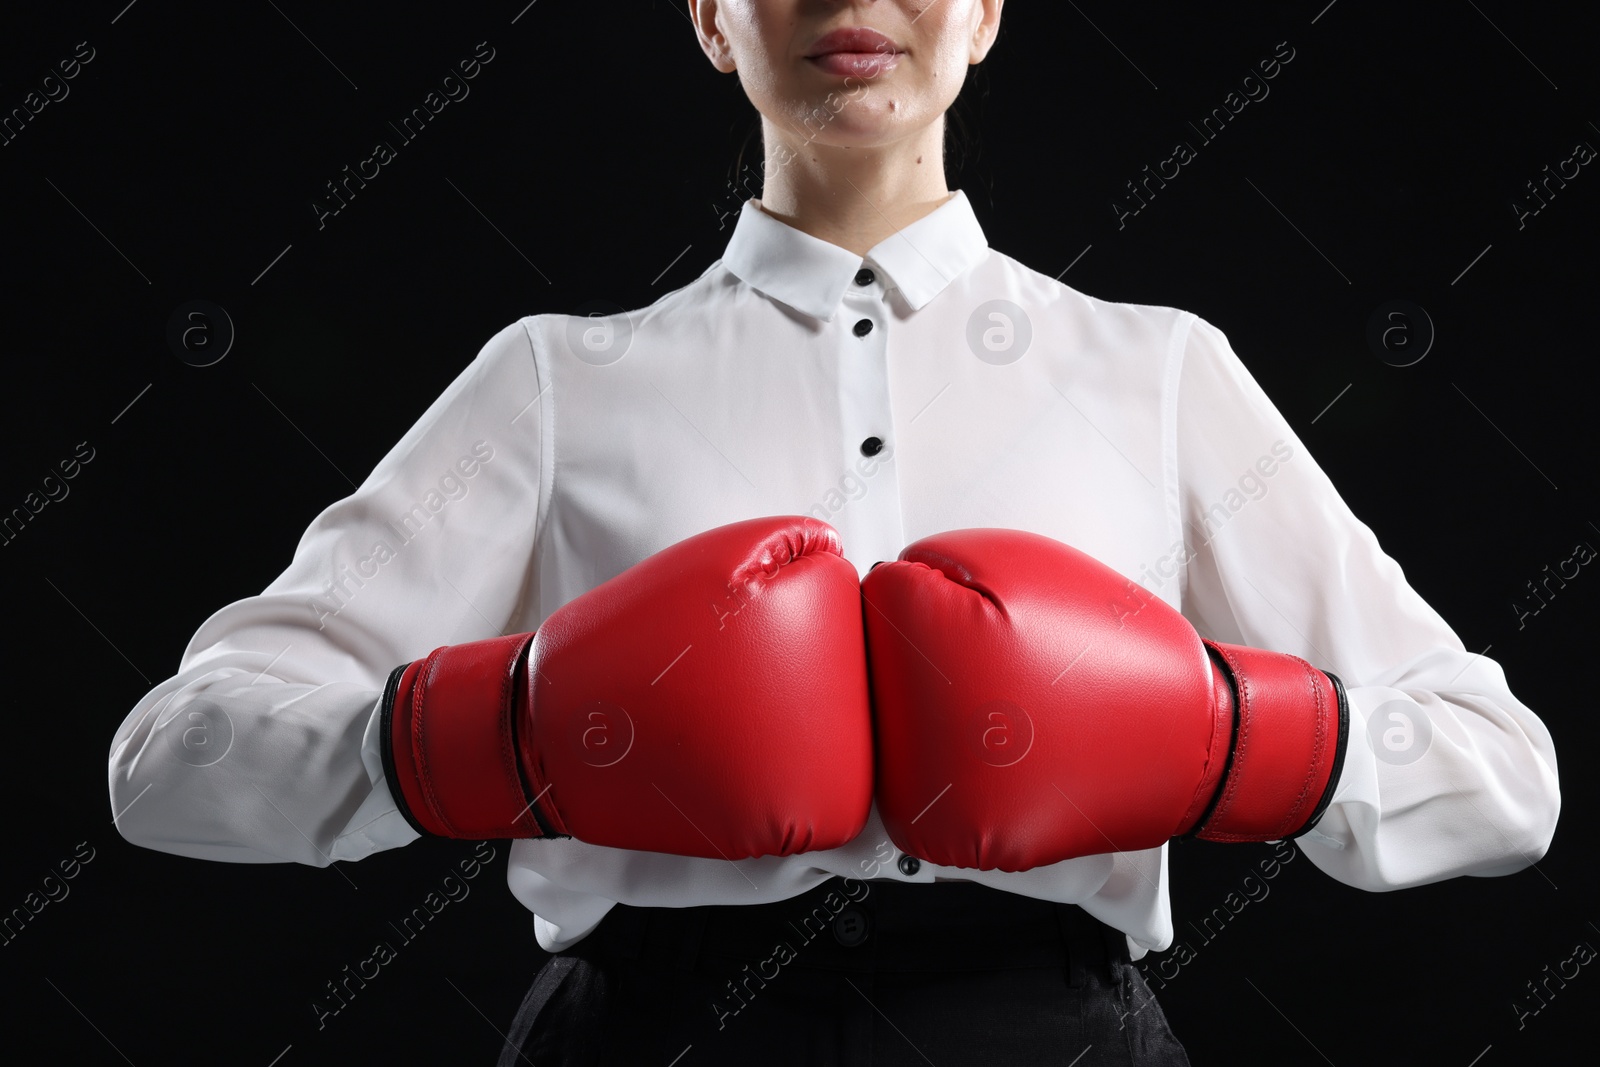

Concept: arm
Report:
left=106, top=320, right=547, bottom=864
left=1174, top=315, right=1560, bottom=888
left=861, top=314, right=1557, bottom=878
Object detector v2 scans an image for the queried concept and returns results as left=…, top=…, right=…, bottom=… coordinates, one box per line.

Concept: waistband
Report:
left=571, top=877, right=1128, bottom=984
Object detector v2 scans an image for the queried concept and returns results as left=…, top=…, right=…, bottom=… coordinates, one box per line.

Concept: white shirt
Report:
left=107, top=190, right=1560, bottom=957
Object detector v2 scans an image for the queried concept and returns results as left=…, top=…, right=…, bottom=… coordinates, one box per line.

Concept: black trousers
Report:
left=497, top=877, right=1191, bottom=1066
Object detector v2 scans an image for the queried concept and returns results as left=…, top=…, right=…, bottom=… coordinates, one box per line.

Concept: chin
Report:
left=798, top=114, right=913, bottom=149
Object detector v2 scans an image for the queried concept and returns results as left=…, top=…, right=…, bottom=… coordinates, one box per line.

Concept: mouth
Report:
left=805, top=27, right=904, bottom=78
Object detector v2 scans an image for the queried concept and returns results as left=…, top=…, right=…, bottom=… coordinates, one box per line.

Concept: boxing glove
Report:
left=861, top=529, right=1348, bottom=872
left=380, top=516, right=874, bottom=858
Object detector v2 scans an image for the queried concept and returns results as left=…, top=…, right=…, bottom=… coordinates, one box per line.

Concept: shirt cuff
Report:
left=330, top=695, right=423, bottom=861
left=1294, top=690, right=1379, bottom=854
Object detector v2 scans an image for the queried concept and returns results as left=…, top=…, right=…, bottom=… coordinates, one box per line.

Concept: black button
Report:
left=854, top=268, right=876, bottom=287
left=832, top=905, right=870, bottom=947
left=852, top=318, right=873, bottom=338
left=897, top=855, right=921, bottom=876
left=860, top=437, right=884, bottom=457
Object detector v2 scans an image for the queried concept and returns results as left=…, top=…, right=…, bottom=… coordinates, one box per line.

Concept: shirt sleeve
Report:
left=107, top=319, right=547, bottom=865
left=1172, top=314, right=1560, bottom=890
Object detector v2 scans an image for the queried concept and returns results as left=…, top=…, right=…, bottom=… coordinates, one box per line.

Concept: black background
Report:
left=1, top=2, right=1595, bottom=1063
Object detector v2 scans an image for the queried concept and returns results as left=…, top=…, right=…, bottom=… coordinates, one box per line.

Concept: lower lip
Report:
left=808, top=51, right=900, bottom=78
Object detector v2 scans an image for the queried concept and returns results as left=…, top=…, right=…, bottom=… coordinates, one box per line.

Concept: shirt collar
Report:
left=720, top=189, right=989, bottom=321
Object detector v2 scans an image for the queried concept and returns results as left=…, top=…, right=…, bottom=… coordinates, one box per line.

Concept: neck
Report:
left=753, top=116, right=952, bottom=257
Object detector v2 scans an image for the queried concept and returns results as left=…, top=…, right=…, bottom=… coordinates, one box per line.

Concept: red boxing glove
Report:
left=861, top=529, right=1348, bottom=872
left=381, top=516, right=874, bottom=858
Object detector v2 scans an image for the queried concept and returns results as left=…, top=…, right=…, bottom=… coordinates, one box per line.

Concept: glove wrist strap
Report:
left=1190, top=640, right=1349, bottom=843
left=381, top=632, right=551, bottom=839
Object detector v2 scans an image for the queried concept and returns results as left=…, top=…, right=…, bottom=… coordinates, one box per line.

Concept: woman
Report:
left=107, top=2, right=1560, bottom=1064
